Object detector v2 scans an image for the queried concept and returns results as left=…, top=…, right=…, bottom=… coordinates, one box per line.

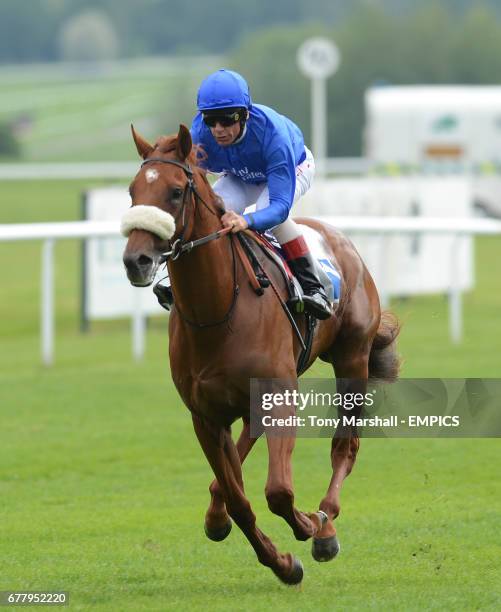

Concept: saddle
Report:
left=235, top=230, right=316, bottom=376
left=236, top=231, right=299, bottom=300
left=238, top=229, right=340, bottom=311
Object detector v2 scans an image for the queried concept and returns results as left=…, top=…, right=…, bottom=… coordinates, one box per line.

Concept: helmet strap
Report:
left=232, top=110, right=249, bottom=144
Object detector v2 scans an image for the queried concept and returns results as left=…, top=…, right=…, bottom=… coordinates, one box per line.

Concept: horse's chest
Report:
left=172, top=367, right=248, bottom=424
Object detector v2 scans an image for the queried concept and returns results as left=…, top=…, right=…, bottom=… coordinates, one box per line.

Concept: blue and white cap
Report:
left=197, top=69, right=252, bottom=111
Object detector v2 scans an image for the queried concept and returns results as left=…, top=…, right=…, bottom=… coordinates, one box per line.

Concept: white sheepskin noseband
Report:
left=120, top=205, right=176, bottom=240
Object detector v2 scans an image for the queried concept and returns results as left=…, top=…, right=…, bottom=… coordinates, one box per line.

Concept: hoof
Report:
left=204, top=519, right=232, bottom=542
left=281, top=557, right=304, bottom=586
left=311, top=535, right=340, bottom=562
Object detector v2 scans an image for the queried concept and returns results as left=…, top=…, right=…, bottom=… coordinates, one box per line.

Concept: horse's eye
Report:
left=171, top=187, right=184, bottom=201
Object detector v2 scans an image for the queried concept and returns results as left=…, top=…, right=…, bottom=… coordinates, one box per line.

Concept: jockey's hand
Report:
left=221, top=211, right=248, bottom=233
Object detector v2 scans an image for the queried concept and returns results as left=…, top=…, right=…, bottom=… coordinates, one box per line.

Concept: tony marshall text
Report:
left=262, top=415, right=461, bottom=427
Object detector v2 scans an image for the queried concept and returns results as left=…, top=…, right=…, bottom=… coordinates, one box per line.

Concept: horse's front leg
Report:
left=264, top=415, right=325, bottom=541
left=192, top=414, right=304, bottom=585
left=205, top=419, right=260, bottom=541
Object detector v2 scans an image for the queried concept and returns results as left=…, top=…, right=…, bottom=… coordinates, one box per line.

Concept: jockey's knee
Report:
left=272, top=218, right=303, bottom=245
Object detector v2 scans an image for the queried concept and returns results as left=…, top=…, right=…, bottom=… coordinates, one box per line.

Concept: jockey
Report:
left=190, top=69, right=333, bottom=320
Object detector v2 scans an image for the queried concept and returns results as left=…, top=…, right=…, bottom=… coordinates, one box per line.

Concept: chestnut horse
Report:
left=122, top=124, right=400, bottom=585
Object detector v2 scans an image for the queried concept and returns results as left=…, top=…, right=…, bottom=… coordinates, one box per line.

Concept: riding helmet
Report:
left=197, top=69, right=252, bottom=111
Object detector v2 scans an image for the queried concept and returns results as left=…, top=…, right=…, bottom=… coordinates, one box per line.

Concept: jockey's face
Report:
left=209, top=119, right=242, bottom=146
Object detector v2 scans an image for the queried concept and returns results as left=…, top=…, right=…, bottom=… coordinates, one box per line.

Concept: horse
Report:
left=121, top=124, right=400, bottom=585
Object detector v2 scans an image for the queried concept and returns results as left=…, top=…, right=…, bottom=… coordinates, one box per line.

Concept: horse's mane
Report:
left=154, top=134, right=224, bottom=214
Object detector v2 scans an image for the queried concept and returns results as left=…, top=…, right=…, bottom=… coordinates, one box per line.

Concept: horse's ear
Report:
left=131, top=124, right=154, bottom=159
left=176, top=124, right=192, bottom=162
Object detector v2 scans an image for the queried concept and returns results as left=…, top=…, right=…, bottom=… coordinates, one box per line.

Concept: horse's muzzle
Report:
left=123, top=251, right=159, bottom=287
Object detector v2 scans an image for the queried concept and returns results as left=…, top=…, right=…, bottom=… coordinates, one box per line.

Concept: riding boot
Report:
left=153, top=282, right=174, bottom=311
left=287, top=254, right=333, bottom=320
left=281, top=236, right=333, bottom=320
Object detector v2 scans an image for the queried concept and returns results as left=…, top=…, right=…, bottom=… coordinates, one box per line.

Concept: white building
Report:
left=364, top=85, right=501, bottom=217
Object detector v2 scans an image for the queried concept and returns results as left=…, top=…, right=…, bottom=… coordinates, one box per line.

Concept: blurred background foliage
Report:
left=3, top=0, right=501, bottom=61
left=2, top=0, right=501, bottom=158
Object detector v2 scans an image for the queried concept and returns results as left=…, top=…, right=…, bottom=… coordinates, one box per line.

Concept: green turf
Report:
left=1, top=180, right=500, bottom=610
left=0, top=58, right=220, bottom=162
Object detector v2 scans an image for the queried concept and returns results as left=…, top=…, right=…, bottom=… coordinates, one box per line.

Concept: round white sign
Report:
left=297, top=37, right=340, bottom=79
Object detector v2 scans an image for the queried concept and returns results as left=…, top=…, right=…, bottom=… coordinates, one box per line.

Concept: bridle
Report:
left=139, top=157, right=239, bottom=328
left=140, top=157, right=231, bottom=262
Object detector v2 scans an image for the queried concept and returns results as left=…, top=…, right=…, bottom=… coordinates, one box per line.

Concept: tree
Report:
left=0, top=0, right=60, bottom=62
left=451, top=4, right=501, bottom=83
left=58, top=9, right=119, bottom=62
left=231, top=25, right=332, bottom=148
left=230, top=2, right=501, bottom=155
left=0, top=122, right=21, bottom=158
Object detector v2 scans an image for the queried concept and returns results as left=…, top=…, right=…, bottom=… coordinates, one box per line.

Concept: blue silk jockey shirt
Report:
left=190, top=104, right=306, bottom=232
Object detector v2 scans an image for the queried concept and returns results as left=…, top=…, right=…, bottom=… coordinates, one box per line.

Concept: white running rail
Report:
left=1, top=216, right=501, bottom=365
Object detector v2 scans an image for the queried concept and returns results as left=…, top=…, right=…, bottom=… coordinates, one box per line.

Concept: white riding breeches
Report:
left=212, top=146, right=315, bottom=244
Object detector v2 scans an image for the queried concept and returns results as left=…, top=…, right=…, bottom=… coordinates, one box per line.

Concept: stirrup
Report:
left=153, top=282, right=173, bottom=311
left=286, top=293, right=333, bottom=320
left=302, top=292, right=333, bottom=320
left=287, top=295, right=307, bottom=314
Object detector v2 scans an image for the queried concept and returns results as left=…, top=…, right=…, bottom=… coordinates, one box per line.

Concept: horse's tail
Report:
left=368, top=311, right=401, bottom=382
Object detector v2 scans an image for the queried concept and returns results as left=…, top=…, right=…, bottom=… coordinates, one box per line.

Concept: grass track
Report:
left=0, top=58, right=220, bottom=162
left=0, top=180, right=500, bottom=610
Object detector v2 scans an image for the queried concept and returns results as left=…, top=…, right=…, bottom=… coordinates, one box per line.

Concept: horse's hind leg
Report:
left=205, top=419, right=259, bottom=541
left=312, top=349, right=369, bottom=562
left=193, top=414, right=304, bottom=585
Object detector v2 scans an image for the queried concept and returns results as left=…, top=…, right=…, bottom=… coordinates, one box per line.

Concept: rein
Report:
left=141, top=157, right=239, bottom=328
left=159, top=226, right=232, bottom=263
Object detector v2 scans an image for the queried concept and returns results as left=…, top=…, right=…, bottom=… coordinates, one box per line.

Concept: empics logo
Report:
left=408, top=416, right=460, bottom=427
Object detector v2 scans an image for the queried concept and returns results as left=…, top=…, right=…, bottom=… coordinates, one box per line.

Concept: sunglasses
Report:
left=203, top=111, right=242, bottom=128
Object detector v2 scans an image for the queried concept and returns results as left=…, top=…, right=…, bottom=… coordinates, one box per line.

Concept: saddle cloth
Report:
left=260, top=225, right=341, bottom=304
